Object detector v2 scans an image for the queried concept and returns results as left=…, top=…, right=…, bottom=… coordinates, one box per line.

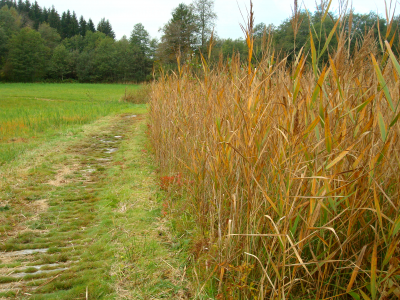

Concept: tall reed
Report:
left=149, top=2, right=400, bottom=298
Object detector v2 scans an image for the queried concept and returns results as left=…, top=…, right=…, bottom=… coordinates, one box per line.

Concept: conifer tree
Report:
left=65, top=10, right=71, bottom=34
left=97, top=18, right=115, bottom=39
left=42, top=6, right=48, bottom=23
left=130, top=23, right=152, bottom=81
left=158, top=3, right=198, bottom=63
left=23, top=0, right=30, bottom=13
left=87, top=18, right=95, bottom=32
left=17, top=0, right=23, bottom=10
left=31, top=0, right=41, bottom=29
left=70, top=11, right=79, bottom=36
left=60, top=11, right=67, bottom=38
left=79, top=15, right=86, bottom=36
left=48, top=6, right=60, bottom=32
left=130, top=23, right=150, bottom=54
left=61, top=10, right=73, bottom=38
left=0, top=27, right=7, bottom=67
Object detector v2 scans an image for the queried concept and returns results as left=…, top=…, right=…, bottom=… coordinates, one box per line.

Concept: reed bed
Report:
left=149, top=3, right=400, bottom=299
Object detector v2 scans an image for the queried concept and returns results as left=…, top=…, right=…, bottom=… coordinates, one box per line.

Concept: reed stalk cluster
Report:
left=149, top=2, right=400, bottom=298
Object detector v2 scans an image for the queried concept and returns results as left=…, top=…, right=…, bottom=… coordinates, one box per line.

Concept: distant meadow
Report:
left=0, top=83, right=142, bottom=163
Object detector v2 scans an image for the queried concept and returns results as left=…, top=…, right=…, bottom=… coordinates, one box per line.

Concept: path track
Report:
left=0, top=114, right=189, bottom=299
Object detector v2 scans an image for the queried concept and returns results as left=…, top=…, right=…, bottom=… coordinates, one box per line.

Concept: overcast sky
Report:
left=35, top=0, right=395, bottom=40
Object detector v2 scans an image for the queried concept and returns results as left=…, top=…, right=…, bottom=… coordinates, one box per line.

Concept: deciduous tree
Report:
left=94, top=36, right=116, bottom=81
left=5, top=27, right=49, bottom=81
left=192, top=0, right=217, bottom=49
left=50, top=44, right=70, bottom=80
left=38, top=22, right=60, bottom=49
left=0, top=5, right=21, bottom=37
left=115, top=36, right=135, bottom=82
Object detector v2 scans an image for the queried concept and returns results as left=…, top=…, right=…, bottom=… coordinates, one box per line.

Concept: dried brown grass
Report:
left=120, top=84, right=152, bottom=104
left=149, top=2, right=400, bottom=298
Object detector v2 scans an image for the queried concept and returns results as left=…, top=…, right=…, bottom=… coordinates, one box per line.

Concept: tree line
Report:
left=0, top=0, right=156, bottom=82
left=0, top=0, right=112, bottom=38
left=1, top=0, right=399, bottom=82
left=156, top=1, right=400, bottom=66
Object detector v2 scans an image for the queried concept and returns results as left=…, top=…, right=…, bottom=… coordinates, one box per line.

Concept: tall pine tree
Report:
left=158, top=3, right=198, bottom=63
left=60, top=11, right=67, bottom=38
left=130, top=23, right=152, bottom=81
left=42, top=6, right=48, bottom=23
left=79, top=15, right=86, bottom=36
left=60, top=10, right=73, bottom=38
left=69, top=11, right=79, bottom=36
left=31, top=0, right=41, bottom=30
left=130, top=23, right=150, bottom=55
left=48, top=6, right=60, bottom=32
left=97, top=18, right=115, bottom=39
left=87, top=18, right=95, bottom=32
left=22, top=0, right=31, bottom=13
left=17, top=0, right=23, bottom=11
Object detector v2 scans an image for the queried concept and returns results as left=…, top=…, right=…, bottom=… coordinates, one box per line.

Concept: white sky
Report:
left=35, top=0, right=395, bottom=40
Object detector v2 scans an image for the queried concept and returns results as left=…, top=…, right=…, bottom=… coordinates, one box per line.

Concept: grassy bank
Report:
left=149, top=5, right=400, bottom=299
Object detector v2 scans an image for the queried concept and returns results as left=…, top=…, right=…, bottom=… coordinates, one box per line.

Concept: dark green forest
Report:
left=0, top=0, right=155, bottom=82
left=0, top=0, right=399, bottom=82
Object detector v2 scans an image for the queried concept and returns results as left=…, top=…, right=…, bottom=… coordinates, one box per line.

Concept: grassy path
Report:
left=0, top=114, right=189, bottom=299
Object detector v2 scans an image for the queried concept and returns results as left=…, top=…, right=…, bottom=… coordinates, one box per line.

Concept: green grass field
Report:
left=0, top=84, right=189, bottom=298
left=0, top=83, right=145, bottom=164
left=0, top=112, right=189, bottom=298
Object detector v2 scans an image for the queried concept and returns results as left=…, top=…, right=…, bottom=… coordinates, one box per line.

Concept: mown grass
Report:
left=149, top=2, right=400, bottom=299
left=0, top=112, right=190, bottom=299
left=0, top=83, right=139, bottom=101
left=0, top=83, right=143, bottom=164
left=106, top=119, right=190, bottom=299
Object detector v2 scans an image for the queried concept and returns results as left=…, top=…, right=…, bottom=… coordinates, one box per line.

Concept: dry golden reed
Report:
left=149, top=2, right=400, bottom=298
left=120, top=84, right=151, bottom=104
